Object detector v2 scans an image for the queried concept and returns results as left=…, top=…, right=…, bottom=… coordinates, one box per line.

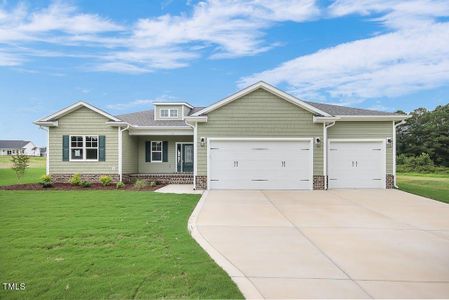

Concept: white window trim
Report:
left=69, top=135, right=99, bottom=162
left=159, top=108, right=179, bottom=119
left=150, top=140, right=163, bottom=163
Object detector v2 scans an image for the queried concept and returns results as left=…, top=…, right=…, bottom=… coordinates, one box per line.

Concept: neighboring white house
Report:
left=0, top=140, right=41, bottom=156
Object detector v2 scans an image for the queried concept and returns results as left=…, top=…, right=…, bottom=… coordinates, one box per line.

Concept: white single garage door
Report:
left=328, top=140, right=386, bottom=189
left=208, top=139, right=313, bottom=190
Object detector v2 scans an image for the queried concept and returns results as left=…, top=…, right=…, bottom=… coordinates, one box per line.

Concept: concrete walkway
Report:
left=155, top=184, right=203, bottom=194
left=189, top=189, right=449, bottom=299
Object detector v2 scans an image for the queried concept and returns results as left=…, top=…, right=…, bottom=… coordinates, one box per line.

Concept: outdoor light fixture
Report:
left=314, top=137, right=321, bottom=144
left=386, top=137, right=393, bottom=144
left=200, top=137, right=206, bottom=147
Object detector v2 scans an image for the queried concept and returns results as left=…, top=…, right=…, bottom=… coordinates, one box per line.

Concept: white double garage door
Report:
left=208, top=139, right=386, bottom=190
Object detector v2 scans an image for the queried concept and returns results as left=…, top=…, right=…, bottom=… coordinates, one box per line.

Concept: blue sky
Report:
left=1, top=0, right=449, bottom=146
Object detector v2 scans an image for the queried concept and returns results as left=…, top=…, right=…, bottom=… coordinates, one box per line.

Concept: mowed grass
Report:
left=0, top=167, right=46, bottom=186
left=397, top=172, right=449, bottom=204
left=0, top=156, right=46, bottom=168
left=0, top=156, right=46, bottom=186
left=0, top=191, right=243, bottom=299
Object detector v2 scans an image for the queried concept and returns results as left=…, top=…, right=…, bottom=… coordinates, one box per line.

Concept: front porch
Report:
left=124, top=173, right=193, bottom=184
left=122, top=134, right=194, bottom=184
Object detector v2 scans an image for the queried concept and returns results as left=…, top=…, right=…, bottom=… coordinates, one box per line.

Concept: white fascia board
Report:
left=129, top=129, right=193, bottom=136
left=184, top=116, right=208, bottom=122
left=313, top=116, right=341, bottom=123
left=333, top=115, right=411, bottom=121
left=39, top=101, right=121, bottom=122
left=192, top=81, right=331, bottom=117
left=33, top=120, right=59, bottom=127
left=131, top=125, right=192, bottom=130
left=105, top=121, right=129, bottom=126
left=153, top=102, right=194, bottom=109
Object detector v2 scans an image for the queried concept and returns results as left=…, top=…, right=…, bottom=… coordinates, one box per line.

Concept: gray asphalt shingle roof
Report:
left=0, top=140, right=30, bottom=149
left=304, top=101, right=399, bottom=116
left=115, top=100, right=399, bottom=126
left=116, top=110, right=186, bottom=127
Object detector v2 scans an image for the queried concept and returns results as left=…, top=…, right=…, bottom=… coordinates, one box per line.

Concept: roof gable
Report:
left=0, top=140, right=30, bottom=149
left=192, top=81, right=331, bottom=117
left=38, top=101, right=121, bottom=122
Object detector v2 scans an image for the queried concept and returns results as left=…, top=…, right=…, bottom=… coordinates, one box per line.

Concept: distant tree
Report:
left=10, top=153, right=30, bottom=183
left=397, top=104, right=449, bottom=166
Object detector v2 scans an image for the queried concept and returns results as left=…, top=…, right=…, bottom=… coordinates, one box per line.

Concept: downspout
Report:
left=39, top=126, right=50, bottom=175
left=184, top=120, right=196, bottom=189
left=118, top=125, right=130, bottom=182
left=323, top=121, right=336, bottom=190
left=393, top=120, right=406, bottom=188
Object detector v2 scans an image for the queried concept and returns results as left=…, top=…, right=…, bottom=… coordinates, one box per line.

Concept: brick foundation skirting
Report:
left=51, top=174, right=120, bottom=183
left=313, top=175, right=326, bottom=190
left=195, top=176, right=207, bottom=189
left=127, top=173, right=193, bottom=184
left=386, top=174, right=394, bottom=189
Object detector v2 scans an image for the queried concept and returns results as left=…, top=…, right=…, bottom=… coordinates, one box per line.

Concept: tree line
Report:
left=397, top=103, right=449, bottom=168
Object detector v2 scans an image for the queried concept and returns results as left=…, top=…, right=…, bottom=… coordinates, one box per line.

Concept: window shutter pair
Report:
left=62, top=135, right=106, bottom=161
left=145, top=141, right=168, bottom=162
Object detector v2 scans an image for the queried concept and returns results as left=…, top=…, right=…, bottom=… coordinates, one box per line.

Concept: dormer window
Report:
left=170, top=109, right=178, bottom=118
left=160, top=108, right=178, bottom=118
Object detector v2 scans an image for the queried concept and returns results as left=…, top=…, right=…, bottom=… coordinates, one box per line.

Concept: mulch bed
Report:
left=0, top=183, right=166, bottom=191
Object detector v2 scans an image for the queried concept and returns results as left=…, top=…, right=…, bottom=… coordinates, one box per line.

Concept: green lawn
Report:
left=0, top=167, right=46, bottom=186
left=0, top=190, right=243, bottom=299
left=0, top=156, right=46, bottom=186
left=0, top=156, right=46, bottom=168
left=397, top=172, right=449, bottom=204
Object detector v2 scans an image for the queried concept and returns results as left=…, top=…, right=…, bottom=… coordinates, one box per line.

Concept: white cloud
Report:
left=239, top=1, right=449, bottom=101
left=329, top=0, right=449, bottom=29
left=0, top=51, right=23, bottom=66
left=0, top=0, right=319, bottom=72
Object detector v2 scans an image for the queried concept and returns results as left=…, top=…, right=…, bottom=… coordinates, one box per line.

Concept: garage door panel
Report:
left=209, top=140, right=312, bottom=190
left=329, top=141, right=385, bottom=189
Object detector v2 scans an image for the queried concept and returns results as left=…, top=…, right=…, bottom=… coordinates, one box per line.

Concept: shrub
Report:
left=99, top=175, right=112, bottom=186
left=149, top=181, right=157, bottom=187
left=397, top=153, right=436, bottom=173
left=10, top=153, right=30, bottom=183
left=69, top=173, right=81, bottom=186
left=134, top=179, right=147, bottom=190
left=116, top=181, right=125, bottom=189
left=39, top=175, right=52, bottom=188
left=80, top=181, right=91, bottom=188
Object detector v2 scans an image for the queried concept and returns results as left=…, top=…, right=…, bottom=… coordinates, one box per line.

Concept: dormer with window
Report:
left=153, top=102, right=193, bottom=121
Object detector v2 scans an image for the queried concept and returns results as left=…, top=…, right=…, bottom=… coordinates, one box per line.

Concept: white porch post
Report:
left=193, top=122, right=197, bottom=189
left=118, top=127, right=122, bottom=182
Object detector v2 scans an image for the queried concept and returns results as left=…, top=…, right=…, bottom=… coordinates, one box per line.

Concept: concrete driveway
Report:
left=189, top=189, right=449, bottom=299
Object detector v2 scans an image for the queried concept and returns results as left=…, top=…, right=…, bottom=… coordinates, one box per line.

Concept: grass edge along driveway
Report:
left=397, top=172, right=449, bottom=204
left=0, top=190, right=243, bottom=299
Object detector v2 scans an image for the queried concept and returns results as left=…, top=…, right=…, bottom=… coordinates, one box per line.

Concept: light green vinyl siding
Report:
left=328, top=121, right=394, bottom=174
left=122, top=130, right=138, bottom=173
left=137, top=136, right=193, bottom=173
left=196, top=88, right=324, bottom=176
left=155, top=105, right=183, bottom=120
left=48, top=107, right=118, bottom=174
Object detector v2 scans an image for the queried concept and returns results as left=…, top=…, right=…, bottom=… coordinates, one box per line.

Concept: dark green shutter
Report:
left=162, top=141, right=168, bottom=162
left=62, top=135, right=69, bottom=161
left=99, top=136, right=106, bottom=161
left=145, top=141, right=151, bottom=162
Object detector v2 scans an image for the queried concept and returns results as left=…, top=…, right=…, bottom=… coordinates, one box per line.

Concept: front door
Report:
left=177, top=143, right=194, bottom=172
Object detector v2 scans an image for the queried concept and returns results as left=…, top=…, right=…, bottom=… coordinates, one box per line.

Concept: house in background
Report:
left=40, top=147, right=47, bottom=157
left=0, top=140, right=41, bottom=156
left=34, top=81, right=409, bottom=190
